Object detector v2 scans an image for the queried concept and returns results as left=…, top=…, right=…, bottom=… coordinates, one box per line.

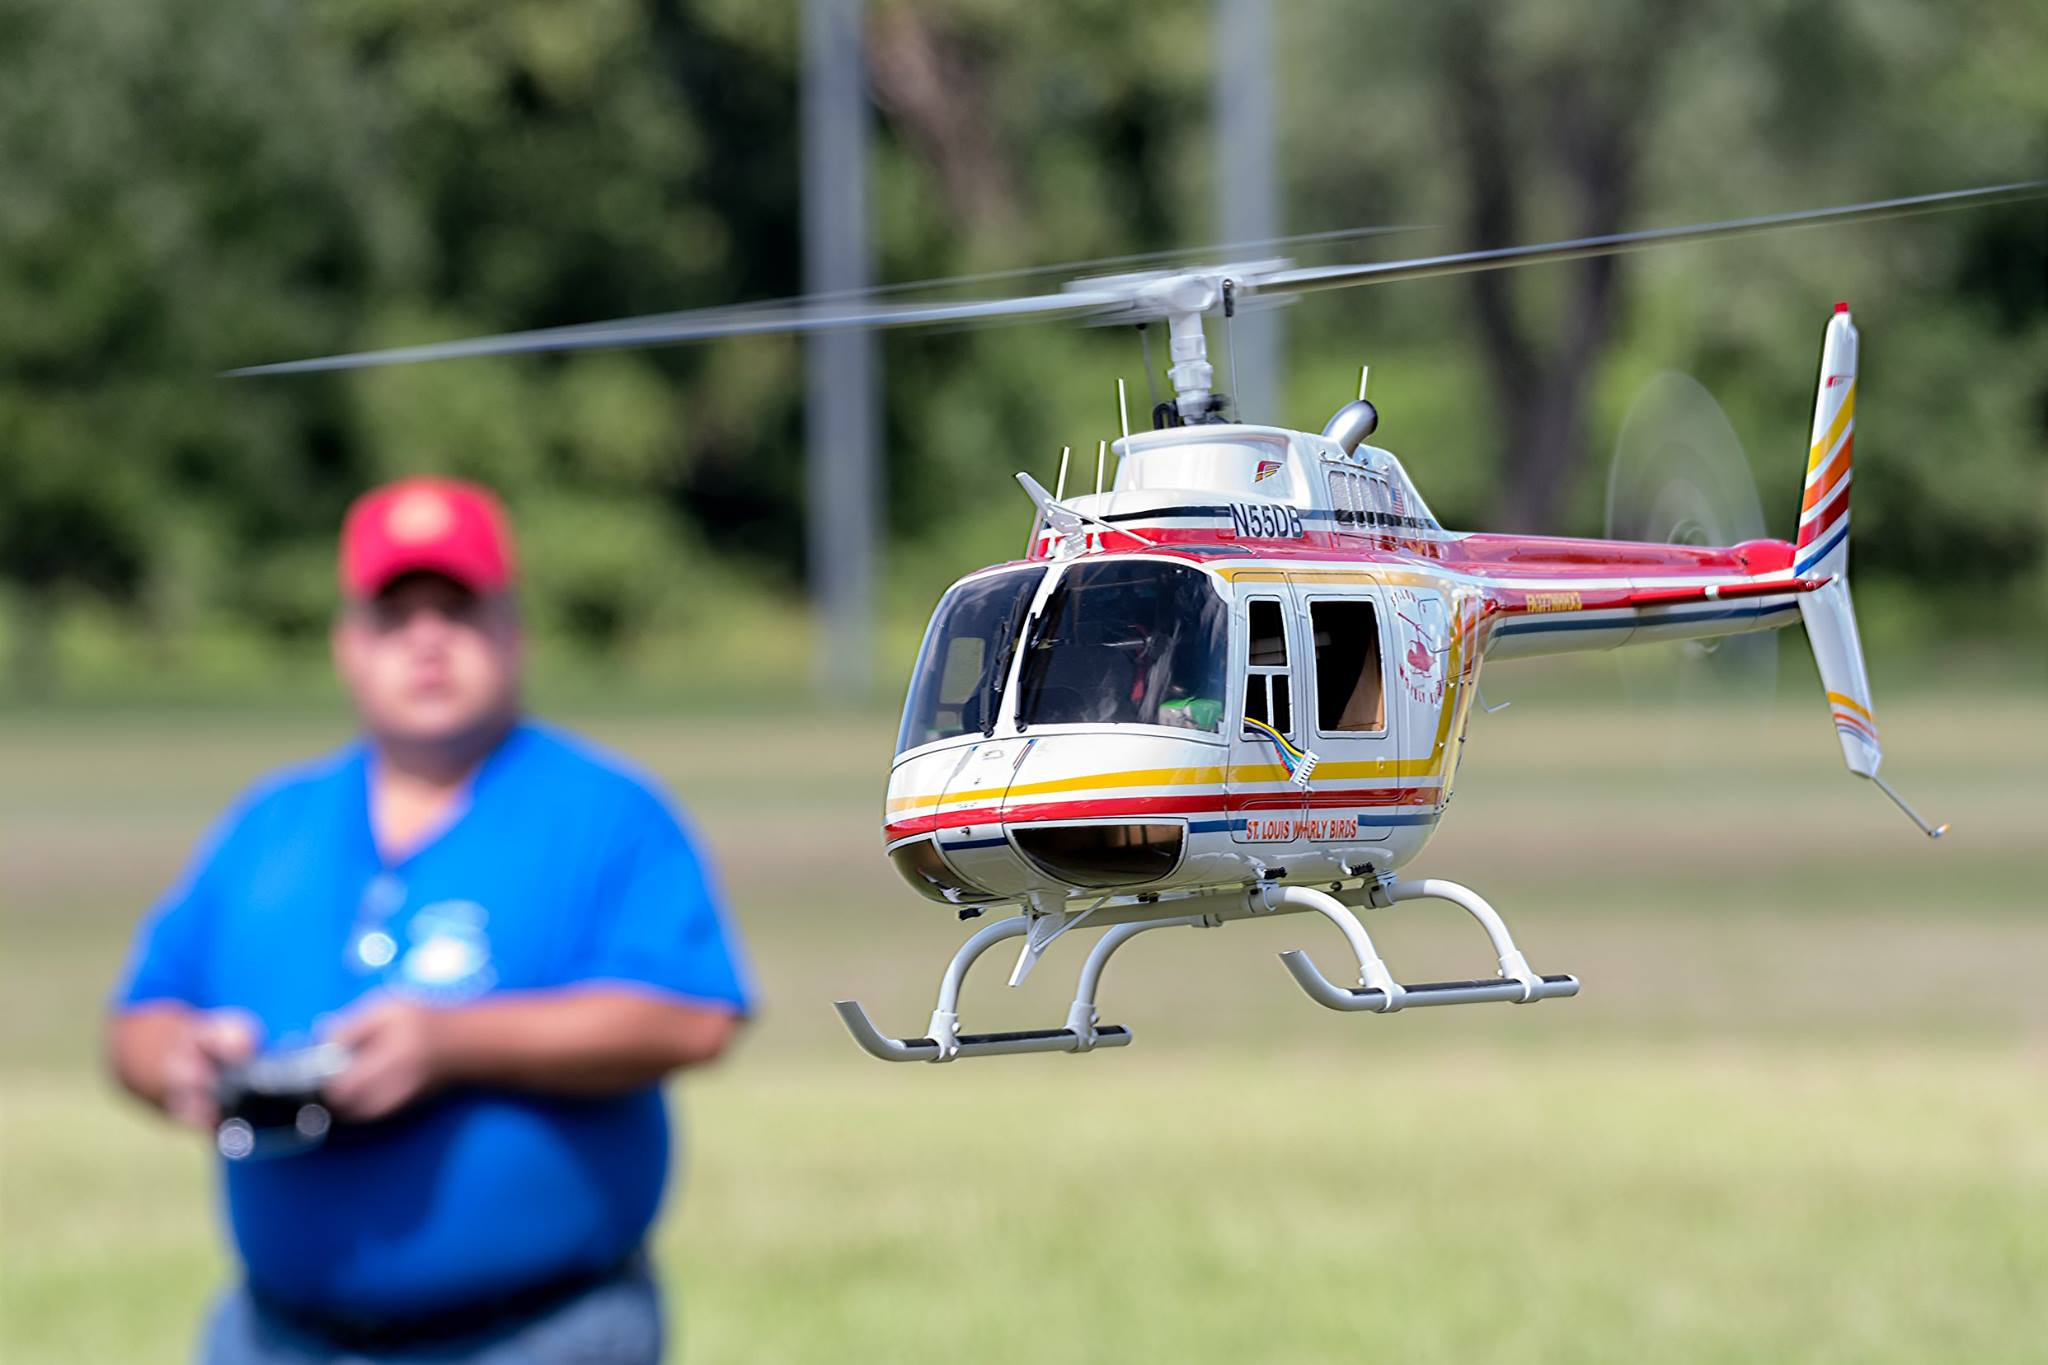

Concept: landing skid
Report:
left=833, top=876, right=1577, bottom=1062
left=1274, top=879, right=1579, bottom=1011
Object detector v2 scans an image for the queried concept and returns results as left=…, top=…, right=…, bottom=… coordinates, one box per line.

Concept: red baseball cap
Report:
left=339, top=477, right=517, bottom=600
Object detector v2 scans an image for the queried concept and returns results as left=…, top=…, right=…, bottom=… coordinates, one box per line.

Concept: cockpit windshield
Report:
left=1015, top=560, right=1229, bottom=733
left=897, top=567, right=1046, bottom=753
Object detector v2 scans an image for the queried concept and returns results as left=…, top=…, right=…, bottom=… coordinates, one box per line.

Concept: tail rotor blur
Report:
left=1605, top=372, right=1778, bottom=705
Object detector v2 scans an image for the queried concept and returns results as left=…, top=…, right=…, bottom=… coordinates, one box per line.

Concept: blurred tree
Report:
left=1429, top=0, right=1686, bottom=533
left=0, top=0, right=402, bottom=689
left=0, top=0, right=2040, bottom=696
left=1282, top=0, right=2046, bottom=610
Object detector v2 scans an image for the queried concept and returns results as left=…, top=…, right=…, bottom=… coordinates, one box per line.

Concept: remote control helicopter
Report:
left=235, top=180, right=2045, bottom=1063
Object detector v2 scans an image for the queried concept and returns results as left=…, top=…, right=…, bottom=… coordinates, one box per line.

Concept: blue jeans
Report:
left=199, top=1257, right=664, bottom=1364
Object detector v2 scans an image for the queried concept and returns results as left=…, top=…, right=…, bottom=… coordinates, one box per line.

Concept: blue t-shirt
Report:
left=114, top=721, right=751, bottom=1319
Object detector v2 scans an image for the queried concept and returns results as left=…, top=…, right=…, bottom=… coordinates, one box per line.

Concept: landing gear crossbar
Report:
left=833, top=876, right=1577, bottom=1062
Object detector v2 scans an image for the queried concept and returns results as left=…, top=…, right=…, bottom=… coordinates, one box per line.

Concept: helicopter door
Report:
left=1228, top=592, right=1309, bottom=843
left=1300, top=588, right=1400, bottom=842
left=1387, top=585, right=1459, bottom=812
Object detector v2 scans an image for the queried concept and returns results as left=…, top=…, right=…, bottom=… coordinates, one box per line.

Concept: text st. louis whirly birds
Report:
left=235, top=180, right=2047, bottom=1063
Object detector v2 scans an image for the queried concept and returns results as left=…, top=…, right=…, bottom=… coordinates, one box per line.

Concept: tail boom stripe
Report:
left=1797, top=482, right=1852, bottom=548
left=1794, top=522, right=1849, bottom=576
left=1799, top=468, right=1852, bottom=527
left=1806, top=386, right=1855, bottom=473
left=1801, top=437, right=1853, bottom=511
left=1827, top=690, right=1875, bottom=724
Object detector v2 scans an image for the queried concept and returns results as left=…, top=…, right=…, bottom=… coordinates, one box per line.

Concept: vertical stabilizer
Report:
left=1793, top=304, right=1945, bottom=838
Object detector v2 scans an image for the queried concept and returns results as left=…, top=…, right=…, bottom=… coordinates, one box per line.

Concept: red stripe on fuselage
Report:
left=1022, top=522, right=1806, bottom=599
left=882, top=784, right=1442, bottom=843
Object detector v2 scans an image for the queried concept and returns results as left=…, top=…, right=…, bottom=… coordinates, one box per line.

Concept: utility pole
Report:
left=1214, top=0, right=1280, bottom=423
left=802, top=0, right=878, bottom=697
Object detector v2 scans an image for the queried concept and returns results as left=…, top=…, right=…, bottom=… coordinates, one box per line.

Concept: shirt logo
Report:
left=399, top=900, right=496, bottom=1001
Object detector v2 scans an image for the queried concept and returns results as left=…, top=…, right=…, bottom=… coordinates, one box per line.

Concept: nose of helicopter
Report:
left=884, top=729, right=1228, bottom=904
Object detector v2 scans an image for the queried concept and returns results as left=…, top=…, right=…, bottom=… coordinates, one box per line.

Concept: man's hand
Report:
left=324, top=997, right=448, bottom=1123
left=320, top=987, right=741, bottom=1120
left=108, top=1005, right=259, bottom=1130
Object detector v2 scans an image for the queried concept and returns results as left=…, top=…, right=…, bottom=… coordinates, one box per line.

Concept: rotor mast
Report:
left=1067, top=265, right=1284, bottom=424
left=1159, top=283, right=1219, bottom=423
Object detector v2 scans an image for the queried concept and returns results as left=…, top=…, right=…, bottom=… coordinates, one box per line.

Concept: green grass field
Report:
left=4, top=691, right=2045, bottom=1362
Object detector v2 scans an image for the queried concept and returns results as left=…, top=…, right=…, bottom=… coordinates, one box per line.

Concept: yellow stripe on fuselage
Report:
left=885, top=755, right=1443, bottom=814
left=1219, top=568, right=1416, bottom=586
left=887, top=765, right=1217, bottom=815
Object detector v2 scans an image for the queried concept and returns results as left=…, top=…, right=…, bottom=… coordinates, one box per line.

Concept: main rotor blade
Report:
left=225, top=223, right=1419, bottom=378
left=227, top=179, right=2043, bottom=378
left=770, top=222, right=1422, bottom=306
left=1254, top=181, right=2048, bottom=296
left=226, top=288, right=1135, bottom=377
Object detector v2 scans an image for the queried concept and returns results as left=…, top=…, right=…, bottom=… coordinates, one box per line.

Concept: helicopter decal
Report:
left=230, top=181, right=2028, bottom=1062
left=1227, top=502, right=1305, bottom=540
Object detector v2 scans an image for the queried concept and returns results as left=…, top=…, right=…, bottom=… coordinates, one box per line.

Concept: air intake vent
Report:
left=1012, top=822, right=1184, bottom=889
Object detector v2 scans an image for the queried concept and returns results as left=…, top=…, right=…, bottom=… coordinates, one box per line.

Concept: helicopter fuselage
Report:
left=884, top=423, right=1814, bottom=915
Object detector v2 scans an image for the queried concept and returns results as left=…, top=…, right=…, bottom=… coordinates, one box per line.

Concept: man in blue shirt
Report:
left=108, top=476, right=751, bottom=1363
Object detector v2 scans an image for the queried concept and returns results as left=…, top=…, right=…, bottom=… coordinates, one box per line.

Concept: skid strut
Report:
left=833, top=913, right=1213, bottom=1062
left=1271, top=880, right=1578, bottom=1012
left=833, top=875, right=1577, bottom=1061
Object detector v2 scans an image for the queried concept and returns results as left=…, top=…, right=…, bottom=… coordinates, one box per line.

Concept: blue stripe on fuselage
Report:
left=1495, top=599, right=1800, bottom=638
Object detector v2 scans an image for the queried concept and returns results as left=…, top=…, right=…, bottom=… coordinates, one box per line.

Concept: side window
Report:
left=1242, top=598, right=1293, bottom=736
left=1310, top=599, right=1385, bottom=733
left=934, top=637, right=987, bottom=731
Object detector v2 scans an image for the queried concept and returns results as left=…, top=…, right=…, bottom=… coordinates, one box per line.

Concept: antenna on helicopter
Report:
left=1358, top=364, right=1371, bottom=402
left=1117, top=379, right=1130, bottom=440
left=1053, top=445, right=1070, bottom=501
left=1137, top=324, right=1160, bottom=414
left=1094, top=438, right=1107, bottom=500
left=1222, top=278, right=1241, bottom=417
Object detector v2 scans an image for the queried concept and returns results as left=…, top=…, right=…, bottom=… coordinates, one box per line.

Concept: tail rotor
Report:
left=1605, top=371, right=1778, bottom=706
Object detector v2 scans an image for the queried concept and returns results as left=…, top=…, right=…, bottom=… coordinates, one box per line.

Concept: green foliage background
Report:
left=0, top=0, right=2042, bottom=700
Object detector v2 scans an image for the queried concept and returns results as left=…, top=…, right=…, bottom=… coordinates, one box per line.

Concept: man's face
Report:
left=333, top=574, right=522, bottom=746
